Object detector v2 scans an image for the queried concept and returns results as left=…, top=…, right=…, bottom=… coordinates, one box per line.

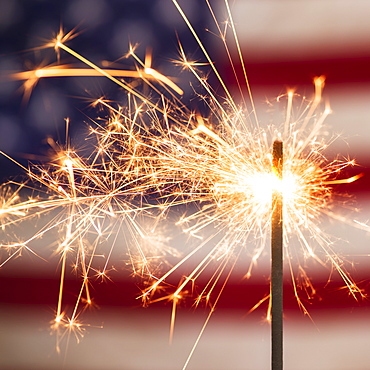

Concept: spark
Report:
left=11, top=64, right=183, bottom=96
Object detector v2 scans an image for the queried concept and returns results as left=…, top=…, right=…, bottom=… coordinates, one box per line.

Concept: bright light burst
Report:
left=0, top=0, right=365, bottom=360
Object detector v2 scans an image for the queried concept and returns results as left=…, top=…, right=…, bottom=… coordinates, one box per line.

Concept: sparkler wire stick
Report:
left=271, top=140, right=283, bottom=370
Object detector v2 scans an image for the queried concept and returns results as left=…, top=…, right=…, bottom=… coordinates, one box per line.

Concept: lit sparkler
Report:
left=0, top=0, right=365, bottom=367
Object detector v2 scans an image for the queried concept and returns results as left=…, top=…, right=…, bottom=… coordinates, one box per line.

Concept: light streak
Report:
left=0, top=0, right=365, bottom=366
left=12, top=65, right=183, bottom=96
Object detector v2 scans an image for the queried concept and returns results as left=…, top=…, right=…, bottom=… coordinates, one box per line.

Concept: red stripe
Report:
left=1, top=274, right=368, bottom=311
left=221, top=56, right=370, bottom=87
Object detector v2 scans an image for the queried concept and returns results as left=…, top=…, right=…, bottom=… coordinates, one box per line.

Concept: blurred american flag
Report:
left=0, top=1, right=369, bottom=369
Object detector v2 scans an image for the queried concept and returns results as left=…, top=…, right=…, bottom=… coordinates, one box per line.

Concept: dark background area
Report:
left=0, top=0, right=211, bottom=180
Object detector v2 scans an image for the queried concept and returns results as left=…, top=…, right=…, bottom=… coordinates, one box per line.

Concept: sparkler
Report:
left=0, top=0, right=365, bottom=368
left=271, top=140, right=283, bottom=370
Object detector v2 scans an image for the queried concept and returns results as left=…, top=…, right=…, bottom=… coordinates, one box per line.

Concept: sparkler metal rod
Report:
left=271, top=140, right=283, bottom=370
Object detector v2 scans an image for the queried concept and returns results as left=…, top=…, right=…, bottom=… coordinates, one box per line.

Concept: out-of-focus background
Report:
left=1, top=1, right=370, bottom=369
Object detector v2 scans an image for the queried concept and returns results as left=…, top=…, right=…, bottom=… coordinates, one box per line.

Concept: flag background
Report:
left=0, top=1, right=369, bottom=369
